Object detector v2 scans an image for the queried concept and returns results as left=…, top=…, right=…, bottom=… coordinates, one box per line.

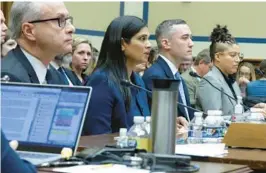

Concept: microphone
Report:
left=121, top=79, right=206, bottom=122
left=189, top=71, right=250, bottom=111
left=255, top=68, right=264, bottom=76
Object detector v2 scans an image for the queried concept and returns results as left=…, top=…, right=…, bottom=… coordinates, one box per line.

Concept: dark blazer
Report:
left=142, top=56, right=194, bottom=121
left=64, top=68, right=89, bottom=86
left=1, top=130, right=36, bottom=173
left=83, top=69, right=150, bottom=135
left=1, top=46, right=66, bottom=85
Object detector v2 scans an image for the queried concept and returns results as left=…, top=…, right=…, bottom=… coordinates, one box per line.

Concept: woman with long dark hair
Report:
left=83, top=16, right=151, bottom=135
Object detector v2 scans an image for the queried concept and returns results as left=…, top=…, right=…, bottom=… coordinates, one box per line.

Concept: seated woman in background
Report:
left=246, top=60, right=266, bottom=98
left=1, top=31, right=17, bottom=57
left=236, top=62, right=256, bottom=97
left=69, top=36, right=93, bottom=85
left=83, top=16, right=151, bottom=135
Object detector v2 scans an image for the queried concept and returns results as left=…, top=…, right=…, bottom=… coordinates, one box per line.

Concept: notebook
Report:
left=1, top=82, right=92, bottom=166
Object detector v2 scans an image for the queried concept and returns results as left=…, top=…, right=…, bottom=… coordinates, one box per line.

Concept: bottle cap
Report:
left=237, top=96, right=242, bottom=100
left=207, top=110, right=223, bottom=116
left=194, top=112, right=203, bottom=117
left=145, top=116, right=151, bottom=122
left=119, top=128, right=127, bottom=137
left=134, top=116, right=144, bottom=123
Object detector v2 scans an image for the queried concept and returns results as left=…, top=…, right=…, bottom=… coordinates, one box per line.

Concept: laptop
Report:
left=1, top=82, right=92, bottom=166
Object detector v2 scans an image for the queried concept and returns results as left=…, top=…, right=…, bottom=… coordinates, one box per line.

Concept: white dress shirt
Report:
left=159, top=54, right=190, bottom=120
left=21, top=48, right=47, bottom=84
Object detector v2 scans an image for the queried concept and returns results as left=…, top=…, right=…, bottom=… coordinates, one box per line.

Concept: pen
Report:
left=41, top=161, right=85, bottom=167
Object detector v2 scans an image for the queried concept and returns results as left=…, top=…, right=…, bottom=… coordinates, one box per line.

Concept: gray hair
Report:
left=9, top=2, right=43, bottom=39
left=194, top=48, right=211, bottom=66
left=155, top=19, right=187, bottom=49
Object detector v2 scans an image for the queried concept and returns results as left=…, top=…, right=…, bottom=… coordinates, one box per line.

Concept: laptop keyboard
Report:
left=18, top=152, right=57, bottom=159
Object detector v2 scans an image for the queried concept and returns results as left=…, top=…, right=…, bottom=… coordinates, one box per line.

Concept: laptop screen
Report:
left=1, top=83, right=91, bottom=153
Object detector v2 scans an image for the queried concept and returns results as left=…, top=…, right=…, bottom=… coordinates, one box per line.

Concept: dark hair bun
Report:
left=210, top=24, right=234, bottom=43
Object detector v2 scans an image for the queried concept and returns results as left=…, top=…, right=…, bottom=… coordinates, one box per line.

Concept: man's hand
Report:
left=9, top=140, right=19, bottom=150
left=176, top=117, right=189, bottom=129
left=176, top=117, right=189, bottom=139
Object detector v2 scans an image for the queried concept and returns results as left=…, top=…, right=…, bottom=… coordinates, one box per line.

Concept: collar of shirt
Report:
left=159, top=54, right=178, bottom=76
left=21, top=48, right=48, bottom=84
left=50, top=61, right=60, bottom=70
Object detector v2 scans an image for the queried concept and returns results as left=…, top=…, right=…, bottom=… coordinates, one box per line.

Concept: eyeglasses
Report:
left=28, top=16, right=73, bottom=28
left=217, top=51, right=244, bottom=61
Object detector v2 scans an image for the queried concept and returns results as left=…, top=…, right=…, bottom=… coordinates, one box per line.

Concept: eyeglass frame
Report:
left=216, top=51, right=244, bottom=61
left=28, top=16, right=73, bottom=28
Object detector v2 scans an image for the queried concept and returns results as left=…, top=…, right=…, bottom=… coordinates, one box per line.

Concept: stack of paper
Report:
left=175, top=143, right=228, bottom=157
left=53, top=164, right=150, bottom=173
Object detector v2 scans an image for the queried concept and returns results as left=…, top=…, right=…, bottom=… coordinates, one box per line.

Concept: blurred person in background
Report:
left=134, top=46, right=158, bottom=76
left=236, top=62, right=256, bottom=97
left=182, top=48, right=212, bottom=107
left=1, top=31, right=17, bottom=57
left=246, top=60, right=266, bottom=98
left=69, top=36, right=92, bottom=85
left=179, top=56, right=193, bottom=74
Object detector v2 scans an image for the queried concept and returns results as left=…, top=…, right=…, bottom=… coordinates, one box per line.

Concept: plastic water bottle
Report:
left=143, top=116, right=151, bottom=135
left=116, top=128, right=128, bottom=148
left=188, top=112, right=203, bottom=144
left=202, top=110, right=226, bottom=143
left=127, top=116, right=149, bottom=150
left=232, top=96, right=244, bottom=122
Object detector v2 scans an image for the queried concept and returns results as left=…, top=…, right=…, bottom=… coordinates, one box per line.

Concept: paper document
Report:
left=53, top=164, right=150, bottom=173
left=175, top=143, right=228, bottom=157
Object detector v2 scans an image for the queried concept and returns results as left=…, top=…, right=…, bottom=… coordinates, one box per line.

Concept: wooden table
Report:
left=77, top=134, right=254, bottom=173
left=38, top=133, right=253, bottom=173
left=79, top=134, right=266, bottom=170
left=39, top=161, right=252, bottom=173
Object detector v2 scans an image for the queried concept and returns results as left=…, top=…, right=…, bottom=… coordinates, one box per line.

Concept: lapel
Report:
left=132, top=72, right=147, bottom=116
left=14, top=46, right=39, bottom=83
left=212, top=66, right=237, bottom=104
left=157, top=56, right=188, bottom=117
left=157, top=56, right=175, bottom=79
left=63, top=67, right=84, bottom=85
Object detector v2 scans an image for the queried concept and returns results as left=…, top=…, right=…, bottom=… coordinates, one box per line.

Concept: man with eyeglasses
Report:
left=1, top=2, right=75, bottom=84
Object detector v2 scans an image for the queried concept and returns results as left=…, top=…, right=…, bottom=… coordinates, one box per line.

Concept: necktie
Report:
left=58, top=67, right=69, bottom=85
left=175, top=72, right=189, bottom=119
left=45, top=69, right=53, bottom=84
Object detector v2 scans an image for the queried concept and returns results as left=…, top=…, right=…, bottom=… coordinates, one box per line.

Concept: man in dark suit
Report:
left=51, top=54, right=83, bottom=86
left=143, top=19, right=194, bottom=123
left=1, top=2, right=75, bottom=84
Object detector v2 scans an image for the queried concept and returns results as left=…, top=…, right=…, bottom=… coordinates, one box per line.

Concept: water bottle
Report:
left=232, top=96, right=244, bottom=122
left=116, top=128, right=128, bottom=148
left=127, top=116, right=149, bottom=150
left=143, top=116, right=151, bottom=135
left=202, top=110, right=225, bottom=143
left=188, top=112, right=203, bottom=144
